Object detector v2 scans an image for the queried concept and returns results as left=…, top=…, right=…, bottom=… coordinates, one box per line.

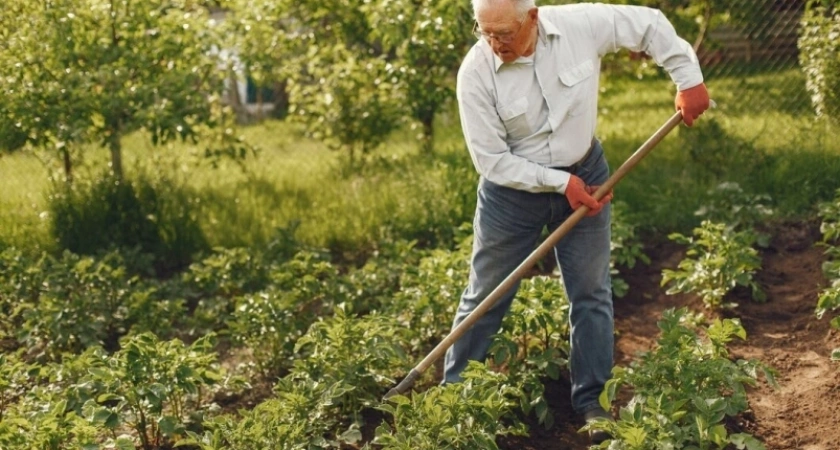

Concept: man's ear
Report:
left=529, top=6, right=539, bottom=22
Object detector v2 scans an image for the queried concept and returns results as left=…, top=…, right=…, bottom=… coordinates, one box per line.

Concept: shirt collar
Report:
left=492, top=14, right=562, bottom=72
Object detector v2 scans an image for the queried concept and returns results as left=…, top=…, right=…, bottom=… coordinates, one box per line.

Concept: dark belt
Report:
left=549, top=137, right=597, bottom=174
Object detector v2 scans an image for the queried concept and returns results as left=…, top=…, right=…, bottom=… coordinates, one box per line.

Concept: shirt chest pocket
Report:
left=558, top=59, right=594, bottom=117
left=497, top=97, right=531, bottom=140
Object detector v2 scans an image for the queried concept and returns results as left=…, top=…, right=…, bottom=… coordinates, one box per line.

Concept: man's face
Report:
left=475, top=2, right=537, bottom=63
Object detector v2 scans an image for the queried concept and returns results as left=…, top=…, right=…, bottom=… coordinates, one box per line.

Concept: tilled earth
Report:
left=500, top=220, right=840, bottom=450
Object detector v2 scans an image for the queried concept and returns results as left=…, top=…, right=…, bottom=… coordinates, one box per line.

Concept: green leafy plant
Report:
left=661, top=221, right=764, bottom=309
left=183, top=377, right=359, bottom=450
left=78, top=332, right=244, bottom=450
left=594, top=308, right=777, bottom=449
left=488, top=276, right=570, bottom=428
left=0, top=351, right=120, bottom=450
left=799, top=2, right=840, bottom=123
left=819, top=188, right=840, bottom=244
left=817, top=190, right=840, bottom=361
left=611, top=201, right=651, bottom=298
left=383, top=236, right=471, bottom=353
left=0, top=353, right=33, bottom=422
left=290, top=307, right=408, bottom=422
left=13, top=250, right=183, bottom=356
left=694, top=182, right=774, bottom=238
left=228, top=251, right=343, bottom=377
left=0, top=397, right=102, bottom=450
left=373, top=361, right=527, bottom=449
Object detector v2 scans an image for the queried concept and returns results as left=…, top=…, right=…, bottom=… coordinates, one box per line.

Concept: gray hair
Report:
left=472, top=0, right=536, bottom=21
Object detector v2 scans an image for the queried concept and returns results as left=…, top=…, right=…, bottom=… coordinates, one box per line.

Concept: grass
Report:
left=0, top=151, right=54, bottom=251
left=1, top=67, right=838, bottom=256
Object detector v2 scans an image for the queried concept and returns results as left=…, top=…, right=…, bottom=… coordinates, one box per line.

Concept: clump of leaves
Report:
left=661, top=220, right=764, bottom=309
left=488, top=276, right=570, bottom=428
left=382, top=235, right=471, bottom=352
left=694, top=182, right=773, bottom=241
left=611, top=201, right=651, bottom=298
left=290, top=306, right=408, bottom=422
left=77, top=332, right=245, bottom=450
left=799, top=2, right=840, bottom=123
left=11, top=249, right=183, bottom=357
left=817, top=189, right=840, bottom=361
left=0, top=352, right=34, bottom=422
left=228, top=251, right=343, bottom=378
left=819, top=188, right=840, bottom=244
left=593, top=308, right=777, bottom=450
left=373, top=361, right=527, bottom=449
left=184, top=378, right=361, bottom=450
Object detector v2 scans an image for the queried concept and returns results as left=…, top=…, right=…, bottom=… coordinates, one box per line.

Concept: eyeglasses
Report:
left=473, top=16, right=528, bottom=44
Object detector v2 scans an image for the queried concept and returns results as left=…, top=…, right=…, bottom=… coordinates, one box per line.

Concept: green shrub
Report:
left=611, top=201, right=650, bottom=298
left=661, top=221, right=764, bottom=309
left=489, top=276, right=570, bottom=428
left=290, top=307, right=408, bottom=422
left=10, top=250, right=183, bottom=356
left=227, top=251, right=344, bottom=376
left=694, top=182, right=774, bottom=235
left=0, top=398, right=101, bottom=450
left=799, top=2, right=840, bottom=123
left=594, top=308, right=776, bottom=450
left=47, top=171, right=207, bottom=272
left=382, top=233, right=471, bottom=353
left=817, top=190, right=840, bottom=360
left=77, top=332, right=243, bottom=450
left=184, top=378, right=359, bottom=450
left=373, top=361, right=527, bottom=449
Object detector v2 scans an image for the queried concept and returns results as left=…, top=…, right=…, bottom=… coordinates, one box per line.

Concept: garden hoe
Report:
left=384, top=102, right=715, bottom=401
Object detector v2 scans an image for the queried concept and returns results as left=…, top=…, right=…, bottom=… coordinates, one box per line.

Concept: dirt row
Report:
left=500, top=221, right=840, bottom=450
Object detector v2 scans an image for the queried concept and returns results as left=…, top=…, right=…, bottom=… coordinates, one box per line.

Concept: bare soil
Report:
left=500, top=220, right=840, bottom=450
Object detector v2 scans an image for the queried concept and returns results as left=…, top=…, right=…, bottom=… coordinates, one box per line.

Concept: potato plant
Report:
left=290, top=307, right=409, bottom=422
left=372, top=362, right=527, bottom=449
left=382, top=237, right=471, bottom=352
left=661, top=220, right=764, bottom=309
left=75, top=333, right=244, bottom=450
left=2, top=249, right=183, bottom=357
left=184, top=378, right=359, bottom=450
left=611, top=201, right=651, bottom=298
left=694, top=182, right=774, bottom=235
left=817, top=190, right=840, bottom=360
left=228, top=251, right=344, bottom=377
left=488, top=276, right=570, bottom=428
left=593, top=308, right=776, bottom=449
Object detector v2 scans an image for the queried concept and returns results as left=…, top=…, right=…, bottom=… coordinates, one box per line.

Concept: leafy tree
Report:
left=228, top=0, right=404, bottom=164
left=604, top=0, right=770, bottom=51
left=367, top=0, right=474, bottom=154
left=0, top=0, right=248, bottom=180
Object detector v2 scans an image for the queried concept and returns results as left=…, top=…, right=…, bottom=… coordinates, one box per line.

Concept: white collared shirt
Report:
left=457, top=3, right=704, bottom=193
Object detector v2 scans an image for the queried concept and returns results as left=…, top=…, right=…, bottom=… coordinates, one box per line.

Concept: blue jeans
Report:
left=443, top=140, right=613, bottom=415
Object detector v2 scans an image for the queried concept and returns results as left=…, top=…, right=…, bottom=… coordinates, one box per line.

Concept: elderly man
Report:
left=445, top=0, right=709, bottom=444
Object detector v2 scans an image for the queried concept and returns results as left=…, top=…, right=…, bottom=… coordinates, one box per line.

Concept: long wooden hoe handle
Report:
left=383, top=110, right=685, bottom=401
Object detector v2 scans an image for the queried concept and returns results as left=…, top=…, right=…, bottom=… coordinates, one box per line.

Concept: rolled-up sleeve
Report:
left=586, top=4, right=704, bottom=91
left=457, top=60, right=571, bottom=193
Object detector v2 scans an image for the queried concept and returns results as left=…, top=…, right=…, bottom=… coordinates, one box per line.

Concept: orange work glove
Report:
left=565, top=175, right=613, bottom=217
left=674, top=83, right=710, bottom=127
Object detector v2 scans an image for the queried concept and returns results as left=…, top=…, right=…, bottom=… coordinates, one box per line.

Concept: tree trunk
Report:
left=62, top=147, right=73, bottom=183
left=421, top=115, right=434, bottom=154
left=109, top=128, right=123, bottom=180
left=228, top=70, right=247, bottom=123
left=693, top=0, right=714, bottom=52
